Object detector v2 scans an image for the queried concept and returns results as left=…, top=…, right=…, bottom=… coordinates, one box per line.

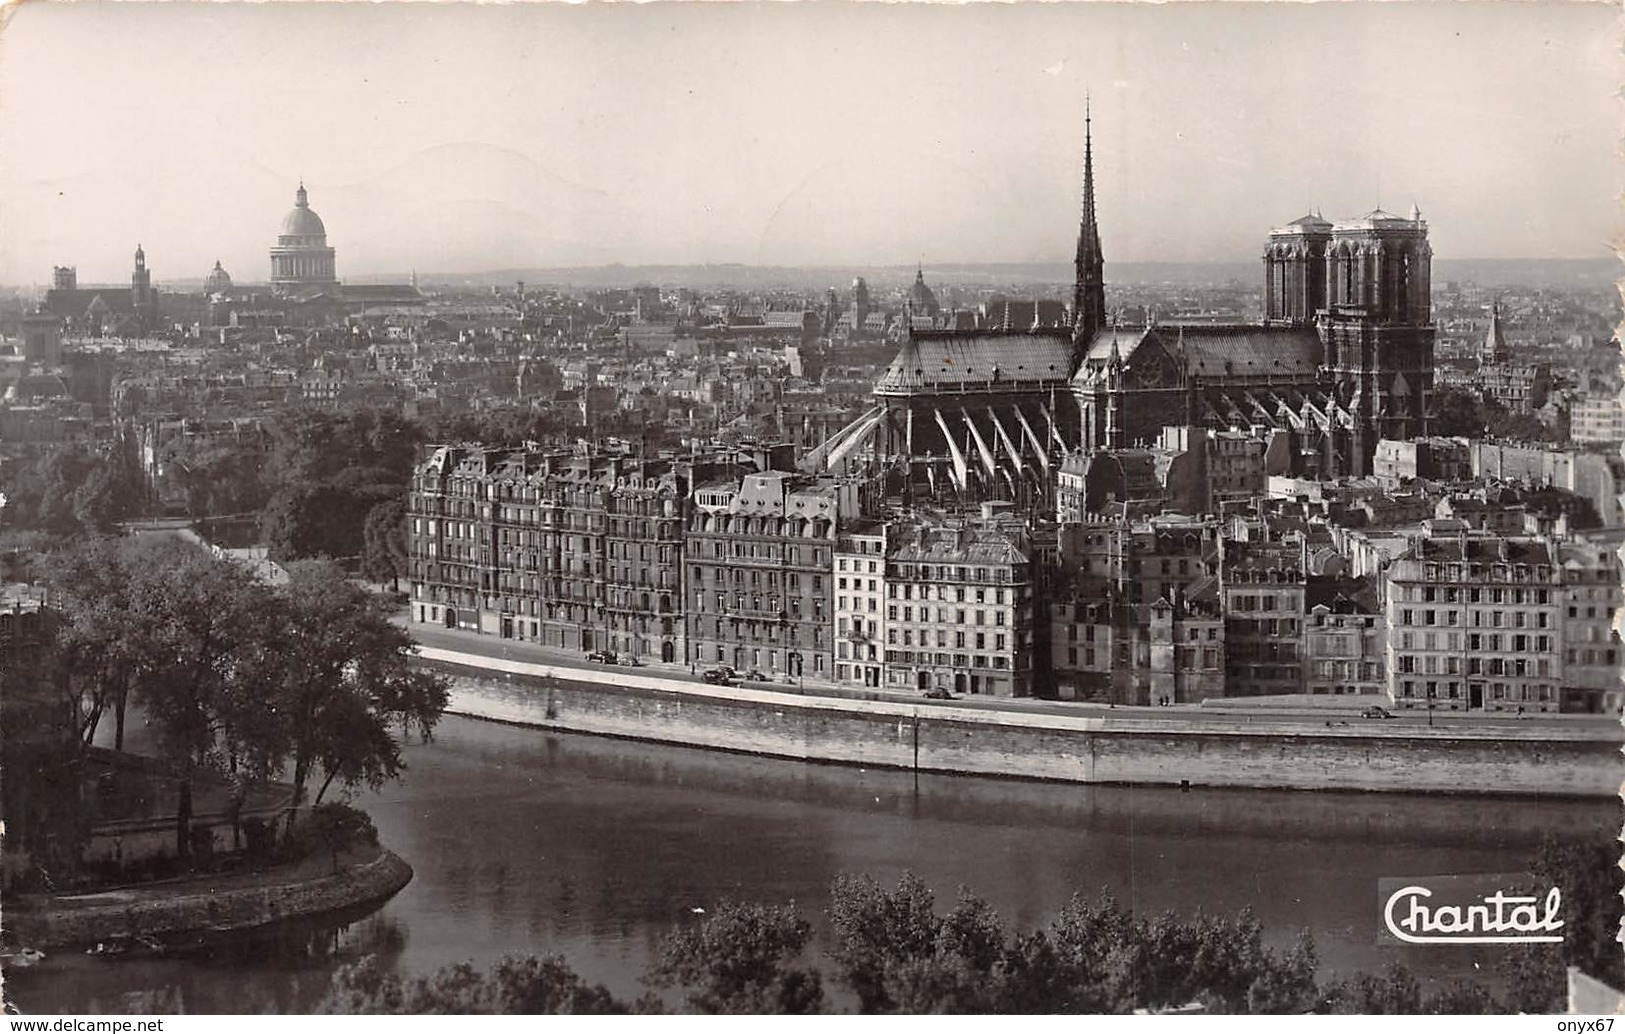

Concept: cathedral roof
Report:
left=874, top=330, right=1074, bottom=395
left=1077, top=324, right=1322, bottom=381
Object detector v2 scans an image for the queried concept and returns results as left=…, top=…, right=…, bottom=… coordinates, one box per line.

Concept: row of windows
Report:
left=1059, top=646, right=1220, bottom=671
left=690, top=567, right=823, bottom=592
left=694, top=592, right=826, bottom=619
left=890, top=584, right=1009, bottom=604
left=1399, top=680, right=1553, bottom=702
left=836, top=556, right=881, bottom=572
left=891, top=564, right=1013, bottom=584
left=1228, top=594, right=1294, bottom=613
left=1228, top=618, right=1300, bottom=638
left=1313, top=660, right=1383, bottom=681
left=1568, top=647, right=1621, bottom=666
left=1395, top=632, right=1553, bottom=652
left=1418, top=562, right=1553, bottom=583
left=1395, top=654, right=1552, bottom=677
left=1397, top=608, right=1551, bottom=629
left=886, top=606, right=1007, bottom=627
left=1409, top=585, right=1551, bottom=605
left=703, top=541, right=828, bottom=564
left=885, top=629, right=1008, bottom=650
left=883, top=650, right=1011, bottom=670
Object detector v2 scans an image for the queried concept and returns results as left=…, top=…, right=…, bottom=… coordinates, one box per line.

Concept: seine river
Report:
left=9, top=715, right=1616, bottom=1014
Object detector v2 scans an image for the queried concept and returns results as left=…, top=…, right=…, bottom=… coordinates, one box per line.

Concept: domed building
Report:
left=908, top=266, right=941, bottom=318
left=270, top=182, right=337, bottom=294
left=204, top=259, right=232, bottom=295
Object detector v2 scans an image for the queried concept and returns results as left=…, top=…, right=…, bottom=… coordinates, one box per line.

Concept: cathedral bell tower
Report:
left=1263, top=213, right=1331, bottom=326
left=1320, top=206, right=1434, bottom=475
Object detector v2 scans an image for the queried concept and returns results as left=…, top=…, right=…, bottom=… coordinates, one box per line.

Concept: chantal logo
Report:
left=1380, top=876, right=1565, bottom=945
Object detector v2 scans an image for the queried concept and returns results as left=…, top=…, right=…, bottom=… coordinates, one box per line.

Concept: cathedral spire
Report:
left=1073, top=95, right=1106, bottom=350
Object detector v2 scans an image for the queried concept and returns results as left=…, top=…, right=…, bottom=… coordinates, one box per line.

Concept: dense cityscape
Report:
left=5, top=135, right=1621, bottom=717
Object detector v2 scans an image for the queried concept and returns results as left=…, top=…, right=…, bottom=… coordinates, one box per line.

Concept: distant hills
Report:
left=61, top=256, right=1620, bottom=296
left=407, top=258, right=1619, bottom=293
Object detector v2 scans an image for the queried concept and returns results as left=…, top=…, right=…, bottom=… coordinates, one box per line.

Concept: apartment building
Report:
left=1220, top=538, right=1307, bottom=695
left=1302, top=580, right=1385, bottom=697
left=1558, top=539, right=1623, bottom=714
left=407, top=445, right=702, bottom=663
left=1383, top=527, right=1561, bottom=713
left=883, top=516, right=1035, bottom=697
left=834, top=522, right=886, bottom=688
left=686, top=470, right=863, bottom=679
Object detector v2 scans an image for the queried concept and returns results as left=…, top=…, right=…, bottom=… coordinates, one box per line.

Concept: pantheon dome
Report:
left=270, top=182, right=338, bottom=293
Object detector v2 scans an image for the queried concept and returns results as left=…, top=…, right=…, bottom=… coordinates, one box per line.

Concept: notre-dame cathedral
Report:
left=822, top=108, right=1436, bottom=503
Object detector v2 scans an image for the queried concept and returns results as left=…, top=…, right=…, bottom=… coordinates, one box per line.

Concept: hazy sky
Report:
left=0, top=2, right=1618, bottom=285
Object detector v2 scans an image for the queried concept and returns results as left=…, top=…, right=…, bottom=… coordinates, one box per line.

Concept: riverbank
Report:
left=413, top=640, right=1623, bottom=798
left=5, top=846, right=413, bottom=951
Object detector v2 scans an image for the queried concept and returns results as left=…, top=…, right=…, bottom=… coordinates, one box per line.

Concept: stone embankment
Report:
left=415, top=645, right=1623, bottom=799
left=9, top=849, right=413, bottom=950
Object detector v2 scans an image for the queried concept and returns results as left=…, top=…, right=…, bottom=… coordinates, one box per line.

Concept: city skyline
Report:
left=0, top=2, right=1617, bottom=285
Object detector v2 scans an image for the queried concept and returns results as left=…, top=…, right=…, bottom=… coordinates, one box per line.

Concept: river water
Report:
left=8, top=715, right=1616, bottom=1014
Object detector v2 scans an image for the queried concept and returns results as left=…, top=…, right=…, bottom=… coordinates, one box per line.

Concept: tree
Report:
left=1499, top=834, right=1625, bottom=1012
left=319, top=954, right=628, bottom=1014
left=827, top=871, right=949, bottom=1012
left=43, top=536, right=147, bottom=751
left=294, top=801, right=378, bottom=875
left=117, top=537, right=278, bottom=861
left=0, top=607, right=87, bottom=874
left=361, top=499, right=409, bottom=590
left=257, top=408, right=423, bottom=564
left=1322, top=963, right=1423, bottom=1014
left=826, top=872, right=1016, bottom=1013
left=646, top=901, right=824, bottom=1014
left=265, top=560, right=449, bottom=808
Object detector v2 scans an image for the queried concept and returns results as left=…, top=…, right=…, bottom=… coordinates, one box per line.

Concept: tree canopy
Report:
left=318, top=863, right=1606, bottom=1015
left=32, top=536, right=449, bottom=867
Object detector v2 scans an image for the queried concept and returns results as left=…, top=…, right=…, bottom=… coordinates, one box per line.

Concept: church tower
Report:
left=1263, top=212, right=1331, bottom=326
left=1072, top=99, right=1105, bottom=356
left=131, top=243, right=155, bottom=331
left=1321, top=206, right=1434, bottom=475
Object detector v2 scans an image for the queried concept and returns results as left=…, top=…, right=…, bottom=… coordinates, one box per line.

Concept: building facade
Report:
left=686, top=471, right=857, bottom=680
left=1382, top=530, right=1561, bottom=713
left=884, top=516, right=1035, bottom=697
left=1220, top=538, right=1307, bottom=696
left=408, top=446, right=699, bottom=665
left=1558, top=539, right=1623, bottom=714
left=834, top=523, right=887, bottom=689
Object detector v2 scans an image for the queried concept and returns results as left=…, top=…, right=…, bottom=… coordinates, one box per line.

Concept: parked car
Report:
left=585, top=650, right=616, bottom=664
left=618, top=653, right=643, bottom=667
left=1360, top=705, right=1393, bottom=719
left=744, top=668, right=767, bottom=682
left=702, top=667, right=735, bottom=685
left=923, top=687, right=952, bottom=700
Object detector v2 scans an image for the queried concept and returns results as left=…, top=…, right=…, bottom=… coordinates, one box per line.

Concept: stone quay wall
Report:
left=12, top=850, right=413, bottom=950
left=416, top=647, right=1622, bottom=799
